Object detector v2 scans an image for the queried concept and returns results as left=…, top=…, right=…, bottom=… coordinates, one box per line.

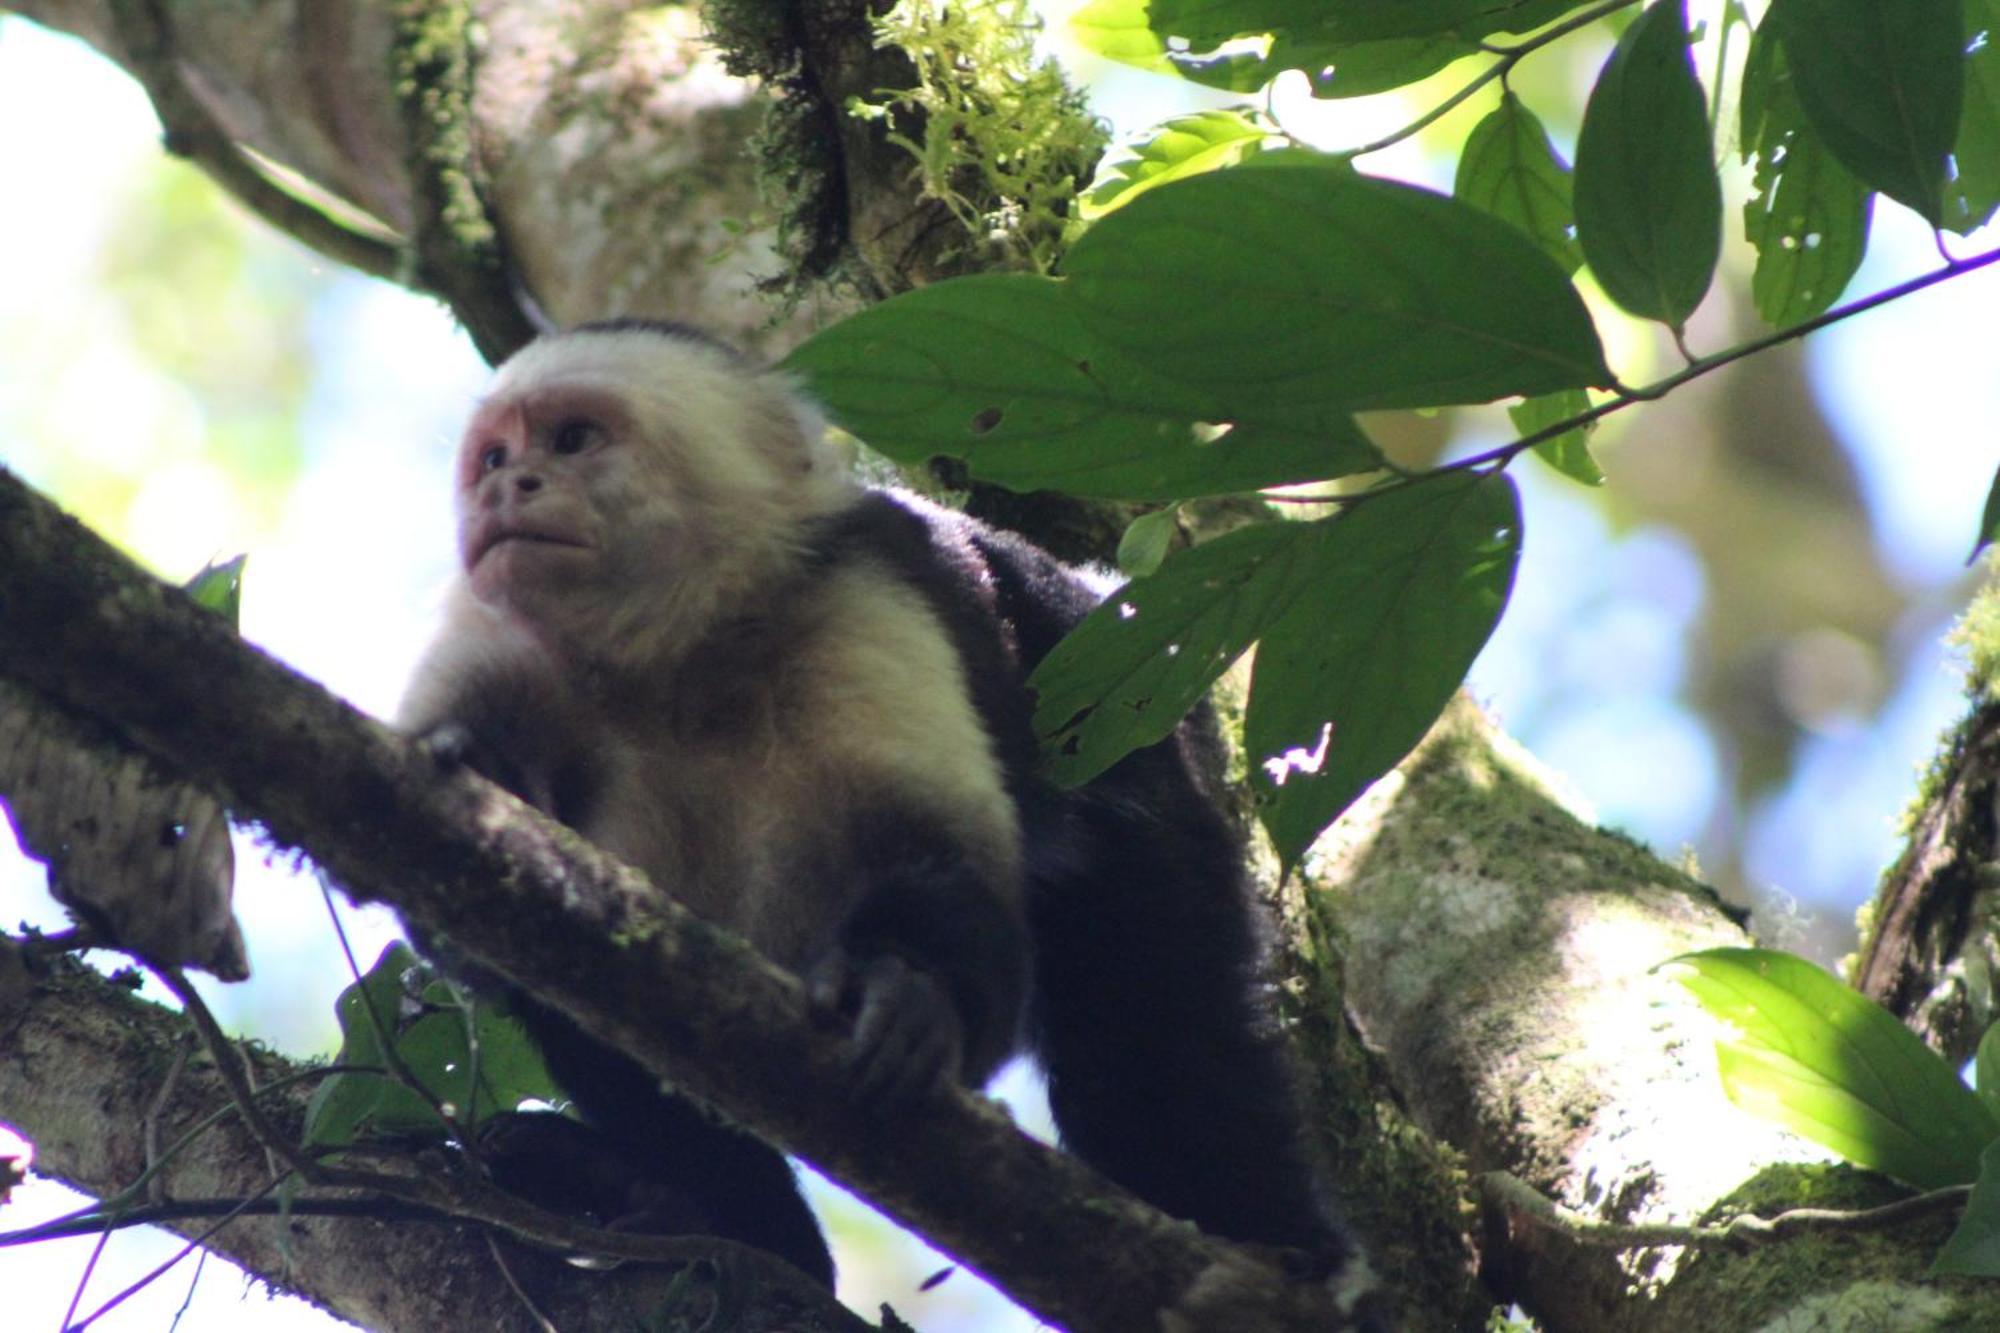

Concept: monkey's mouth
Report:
left=471, top=529, right=591, bottom=568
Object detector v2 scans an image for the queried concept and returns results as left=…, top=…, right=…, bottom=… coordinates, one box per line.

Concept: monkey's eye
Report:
left=478, top=444, right=508, bottom=473
left=550, top=418, right=602, bottom=456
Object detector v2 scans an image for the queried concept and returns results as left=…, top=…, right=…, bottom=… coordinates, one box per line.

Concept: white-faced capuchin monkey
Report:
left=398, top=320, right=1368, bottom=1305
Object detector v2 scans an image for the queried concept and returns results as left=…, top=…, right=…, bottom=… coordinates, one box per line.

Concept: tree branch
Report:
left=0, top=464, right=1351, bottom=1329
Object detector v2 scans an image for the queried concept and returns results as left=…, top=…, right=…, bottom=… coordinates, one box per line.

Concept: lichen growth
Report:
left=856, top=0, right=1106, bottom=273
left=1949, top=567, right=2000, bottom=703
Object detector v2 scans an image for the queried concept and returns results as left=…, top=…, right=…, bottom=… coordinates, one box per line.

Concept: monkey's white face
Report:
left=449, top=330, right=858, bottom=667
left=455, top=381, right=677, bottom=618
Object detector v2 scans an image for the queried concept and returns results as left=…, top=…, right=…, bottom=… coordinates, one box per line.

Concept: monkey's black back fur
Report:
left=809, top=493, right=1348, bottom=1257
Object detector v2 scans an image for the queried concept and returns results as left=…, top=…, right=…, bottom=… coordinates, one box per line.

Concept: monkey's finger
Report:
left=805, top=951, right=857, bottom=1015
left=849, top=962, right=960, bottom=1103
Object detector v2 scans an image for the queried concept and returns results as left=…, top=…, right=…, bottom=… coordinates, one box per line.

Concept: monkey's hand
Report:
left=808, top=949, right=964, bottom=1107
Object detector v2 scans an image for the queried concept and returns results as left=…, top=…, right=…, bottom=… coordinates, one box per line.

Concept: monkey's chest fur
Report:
left=508, top=558, right=1022, bottom=973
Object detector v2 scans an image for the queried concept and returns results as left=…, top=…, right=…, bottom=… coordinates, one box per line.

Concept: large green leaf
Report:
left=1739, top=20, right=1873, bottom=326
left=1032, top=520, right=1324, bottom=787
left=783, top=274, right=1381, bottom=501
left=1079, top=110, right=1270, bottom=220
left=1573, top=0, right=1722, bottom=329
left=1245, top=472, right=1521, bottom=867
left=1949, top=0, right=2000, bottom=234
left=1062, top=156, right=1610, bottom=413
left=1936, top=1138, right=2000, bottom=1276
left=1456, top=92, right=1583, bottom=275
left=1767, top=0, right=1964, bottom=226
left=1666, top=947, right=1998, bottom=1191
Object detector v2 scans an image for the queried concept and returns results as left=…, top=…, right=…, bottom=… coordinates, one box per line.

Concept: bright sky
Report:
left=2, top=7, right=1998, bottom=1331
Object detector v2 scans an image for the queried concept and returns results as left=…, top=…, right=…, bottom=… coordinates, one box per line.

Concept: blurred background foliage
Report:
left=0, top=2, right=1995, bottom=1328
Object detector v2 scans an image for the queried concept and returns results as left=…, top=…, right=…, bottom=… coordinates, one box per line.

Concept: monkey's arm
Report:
left=790, top=567, right=1033, bottom=1103
left=805, top=800, right=1030, bottom=1102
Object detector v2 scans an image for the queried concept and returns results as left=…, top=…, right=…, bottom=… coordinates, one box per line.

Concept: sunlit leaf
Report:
left=1767, top=0, right=1964, bottom=226
left=1117, top=506, right=1180, bottom=576
left=1079, top=111, right=1270, bottom=220
left=784, top=274, right=1381, bottom=501
left=1666, top=947, right=1998, bottom=1190
left=1032, top=521, right=1322, bottom=787
left=1739, top=21, right=1873, bottom=325
left=183, top=553, right=247, bottom=628
left=1573, top=0, right=1722, bottom=328
left=1063, top=156, right=1610, bottom=412
left=1510, top=389, right=1603, bottom=486
left=1456, top=92, right=1583, bottom=275
left=1245, top=472, right=1521, bottom=867
left=1935, top=1138, right=2000, bottom=1275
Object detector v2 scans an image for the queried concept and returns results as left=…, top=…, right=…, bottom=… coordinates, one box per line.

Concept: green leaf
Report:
left=183, top=554, right=247, bottom=628
left=1292, top=36, right=1474, bottom=98
left=1117, top=506, right=1179, bottom=576
left=1032, top=520, right=1323, bottom=787
left=1510, top=389, right=1603, bottom=486
left=1739, top=20, right=1873, bottom=325
left=1666, top=947, right=1998, bottom=1190
left=1079, top=110, right=1270, bottom=220
left=1767, top=0, right=1964, bottom=226
left=1455, top=92, right=1584, bottom=275
left=1070, top=0, right=1589, bottom=87
left=1978, top=1020, right=2000, bottom=1121
left=1935, top=1138, right=2000, bottom=1275
left=783, top=274, right=1381, bottom=501
left=1573, top=0, right=1722, bottom=328
left=1245, top=472, right=1521, bottom=867
left=1971, top=462, right=2000, bottom=563
left=1062, top=156, right=1610, bottom=413
left=304, top=943, right=562, bottom=1151
left=1950, top=0, right=2000, bottom=234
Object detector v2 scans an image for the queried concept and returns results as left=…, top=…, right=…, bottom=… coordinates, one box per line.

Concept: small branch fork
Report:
left=1481, top=1171, right=1972, bottom=1252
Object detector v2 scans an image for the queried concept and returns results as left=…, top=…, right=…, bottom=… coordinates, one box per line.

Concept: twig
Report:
left=1346, top=0, right=1643, bottom=161
left=1263, top=242, right=2000, bottom=509
left=152, top=967, right=322, bottom=1184
left=1481, top=1170, right=1972, bottom=1250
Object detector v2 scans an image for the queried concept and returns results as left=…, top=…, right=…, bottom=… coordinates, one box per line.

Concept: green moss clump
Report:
left=857, top=0, right=1106, bottom=273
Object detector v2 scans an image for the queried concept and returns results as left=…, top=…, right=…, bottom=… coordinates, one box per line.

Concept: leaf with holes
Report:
left=1063, top=155, right=1609, bottom=413
left=1245, top=472, right=1521, bottom=867
left=1950, top=0, right=2000, bottom=234
left=783, top=274, right=1381, bottom=501
left=1032, top=520, right=1323, bottom=787
left=1740, top=20, right=1873, bottom=325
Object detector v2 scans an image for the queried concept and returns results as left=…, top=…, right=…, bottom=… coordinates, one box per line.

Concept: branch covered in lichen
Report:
left=389, top=0, right=541, bottom=362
